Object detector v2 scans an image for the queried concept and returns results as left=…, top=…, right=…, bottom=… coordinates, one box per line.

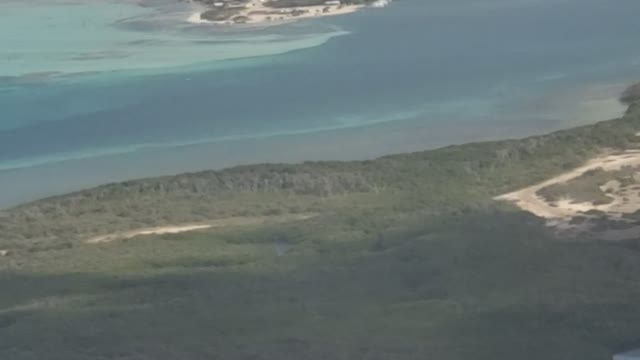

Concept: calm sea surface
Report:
left=1, top=0, right=640, bottom=207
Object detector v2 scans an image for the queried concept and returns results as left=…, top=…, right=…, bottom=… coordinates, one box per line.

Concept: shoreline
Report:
left=0, top=98, right=630, bottom=210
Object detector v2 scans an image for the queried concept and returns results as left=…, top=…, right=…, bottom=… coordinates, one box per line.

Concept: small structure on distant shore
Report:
left=614, top=349, right=640, bottom=360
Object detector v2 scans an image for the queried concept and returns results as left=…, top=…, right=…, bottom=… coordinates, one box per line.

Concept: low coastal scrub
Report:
left=537, top=168, right=615, bottom=205
left=2, top=199, right=640, bottom=360
left=621, top=82, right=640, bottom=105
left=537, top=166, right=639, bottom=205
left=200, top=8, right=243, bottom=21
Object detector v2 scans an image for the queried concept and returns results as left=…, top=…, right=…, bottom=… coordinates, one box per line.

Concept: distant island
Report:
left=188, top=0, right=381, bottom=25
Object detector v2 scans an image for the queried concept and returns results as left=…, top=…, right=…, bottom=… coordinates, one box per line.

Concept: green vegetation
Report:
left=264, top=0, right=373, bottom=8
left=537, top=166, right=639, bottom=205
left=621, top=82, right=640, bottom=105
left=3, top=206, right=640, bottom=359
left=200, top=7, right=243, bottom=21
left=1, top=101, right=640, bottom=359
left=539, top=168, right=614, bottom=205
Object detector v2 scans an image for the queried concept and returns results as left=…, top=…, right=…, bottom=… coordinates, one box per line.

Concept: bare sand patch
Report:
left=495, top=150, right=640, bottom=240
left=496, top=150, right=640, bottom=219
left=86, top=213, right=316, bottom=244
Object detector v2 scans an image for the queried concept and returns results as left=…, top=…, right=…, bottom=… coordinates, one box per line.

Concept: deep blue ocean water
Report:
left=1, top=0, right=640, bottom=207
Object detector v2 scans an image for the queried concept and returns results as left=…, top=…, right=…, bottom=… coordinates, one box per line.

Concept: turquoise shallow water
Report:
left=0, top=0, right=348, bottom=131
left=0, top=0, right=345, bottom=77
left=1, top=0, right=640, bottom=206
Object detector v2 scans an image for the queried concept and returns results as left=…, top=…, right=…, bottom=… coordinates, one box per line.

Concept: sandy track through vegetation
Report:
left=86, top=214, right=316, bottom=244
left=496, top=150, right=640, bottom=219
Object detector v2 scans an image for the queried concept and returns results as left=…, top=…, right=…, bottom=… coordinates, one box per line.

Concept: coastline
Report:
left=0, top=96, right=627, bottom=209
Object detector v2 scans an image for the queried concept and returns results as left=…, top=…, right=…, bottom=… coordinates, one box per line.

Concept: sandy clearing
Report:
left=495, top=150, right=640, bottom=219
left=87, top=225, right=213, bottom=244
left=86, top=213, right=316, bottom=244
left=495, top=149, right=640, bottom=241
